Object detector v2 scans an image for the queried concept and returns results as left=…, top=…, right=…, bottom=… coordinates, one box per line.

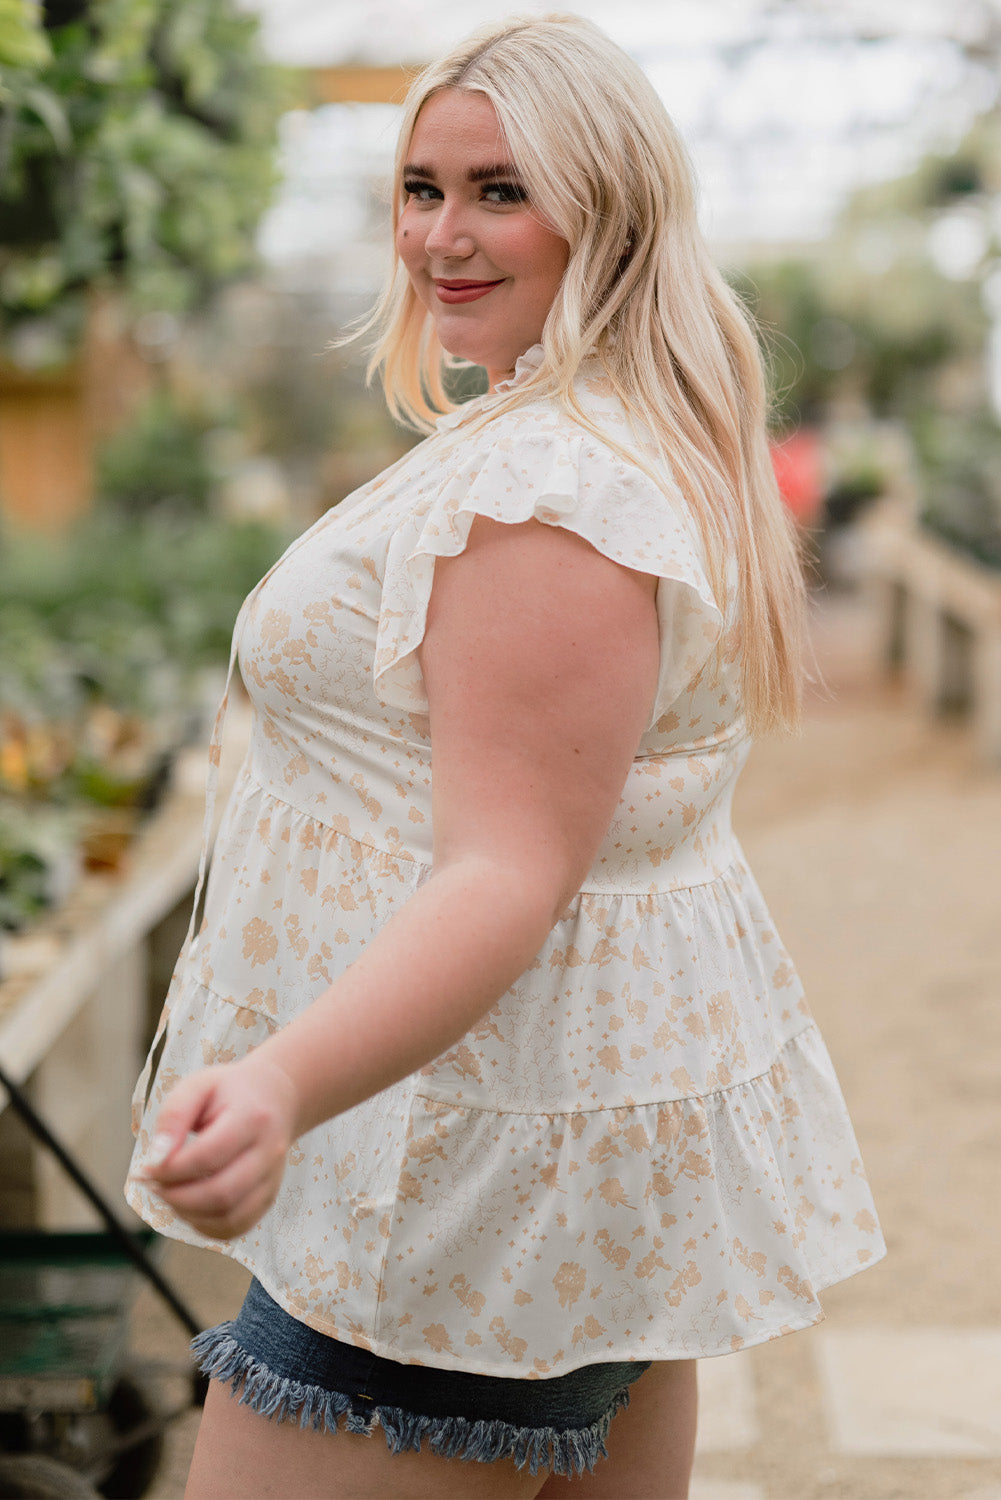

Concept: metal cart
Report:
left=0, top=1061, right=204, bottom=1500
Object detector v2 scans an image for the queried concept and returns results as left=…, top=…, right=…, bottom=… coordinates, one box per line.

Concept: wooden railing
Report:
left=0, top=709, right=248, bottom=1227
left=863, top=500, right=1001, bottom=765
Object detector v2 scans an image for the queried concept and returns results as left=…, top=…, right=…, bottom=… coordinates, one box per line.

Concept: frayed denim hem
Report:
left=191, top=1323, right=633, bottom=1477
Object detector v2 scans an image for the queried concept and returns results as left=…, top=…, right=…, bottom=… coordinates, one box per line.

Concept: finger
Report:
left=165, top=1177, right=281, bottom=1242
left=183, top=1207, right=261, bottom=1241
left=144, top=1107, right=261, bottom=1187
left=140, top=1073, right=222, bottom=1172
left=154, top=1146, right=265, bottom=1219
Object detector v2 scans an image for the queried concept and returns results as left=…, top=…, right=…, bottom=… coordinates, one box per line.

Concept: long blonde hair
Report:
left=365, top=12, right=805, bottom=732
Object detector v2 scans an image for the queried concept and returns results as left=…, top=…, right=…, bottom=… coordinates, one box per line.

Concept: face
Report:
left=396, top=90, right=570, bottom=391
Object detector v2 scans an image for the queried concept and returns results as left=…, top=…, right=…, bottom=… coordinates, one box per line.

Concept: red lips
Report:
left=433, top=279, right=504, bottom=304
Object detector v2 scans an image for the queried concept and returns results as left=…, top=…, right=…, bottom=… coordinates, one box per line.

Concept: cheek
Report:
left=508, top=213, right=567, bottom=268
left=396, top=215, right=421, bottom=274
left=522, top=229, right=570, bottom=302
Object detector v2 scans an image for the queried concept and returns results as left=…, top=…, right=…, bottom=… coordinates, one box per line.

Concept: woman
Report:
left=127, top=14, right=884, bottom=1499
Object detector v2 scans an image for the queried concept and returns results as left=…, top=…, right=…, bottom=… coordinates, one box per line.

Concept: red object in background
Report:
left=770, top=429, right=824, bottom=526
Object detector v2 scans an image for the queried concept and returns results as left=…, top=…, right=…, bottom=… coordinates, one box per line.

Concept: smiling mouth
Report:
left=434, top=279, right=505, bottom=304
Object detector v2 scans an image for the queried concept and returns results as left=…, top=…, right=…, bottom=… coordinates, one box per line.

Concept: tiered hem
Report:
left=127, top=1021, right=884, bottom=1376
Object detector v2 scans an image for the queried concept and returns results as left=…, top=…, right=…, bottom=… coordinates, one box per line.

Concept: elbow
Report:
left=517, top=866, right=585, bottom=954
left=549, top=866, right=590, bottom=926
left=433, top=849, right=583, bottom=948
left=497, top=852, right=591, bottom=937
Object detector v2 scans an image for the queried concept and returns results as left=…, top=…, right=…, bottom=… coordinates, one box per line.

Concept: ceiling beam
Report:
left=305, top=64, right=418, bottom=105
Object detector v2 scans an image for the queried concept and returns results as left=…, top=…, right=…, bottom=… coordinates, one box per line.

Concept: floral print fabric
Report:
left=127, top=349, right=884, bottom=1375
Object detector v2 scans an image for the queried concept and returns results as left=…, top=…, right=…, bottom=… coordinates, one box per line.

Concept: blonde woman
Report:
left=128, top=14, right=884, bottom=1498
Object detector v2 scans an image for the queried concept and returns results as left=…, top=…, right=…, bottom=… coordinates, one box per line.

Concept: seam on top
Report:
left=241, top=767, right=429, bottom=867
left=633, top=724, right=751, bottom=759
left=237, top=769, right=744, bottom=896
left=412, top=1021, right=818, bottom=1117
left=187, top=977, right=281, bottom=1026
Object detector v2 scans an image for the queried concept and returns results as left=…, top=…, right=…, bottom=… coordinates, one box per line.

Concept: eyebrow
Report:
left=402, top=161, right=523, bottom=183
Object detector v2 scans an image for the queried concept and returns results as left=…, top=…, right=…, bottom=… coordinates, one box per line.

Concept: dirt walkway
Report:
left=698, top=594, right=1001, bottom=1500
left=136, top=591, right=1001, bottom=1500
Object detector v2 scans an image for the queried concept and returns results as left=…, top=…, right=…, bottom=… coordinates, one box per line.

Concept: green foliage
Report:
left=925, top=152, right=984, bottom=203
left=0, top=0, right=287, bottom=368
left=912, top=410, right=1001, bottom=569
left=730, top=106, right=1001, bottom=441
left=0, top=466, right=294, bottom=925
left=0, top=508, right=292, bottom=699
left=846, top=112, right=1001, bottom=218
left=0, top=1, right=52, bottom=70
left=730, top=111, right=1001, bottom=566
left=0, top=507, right=292, bottom=847
left=95, top=385, right=227, bottom=514
left=0, top=798, right=77, bottom=932
left=728, top=261, right=836, bottom=428
left=732, top=253, right=980, bottom=429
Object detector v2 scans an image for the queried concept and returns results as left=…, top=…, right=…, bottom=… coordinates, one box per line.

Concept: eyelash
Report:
left=402, top=179, right=528, bottom=206
left=485, top=182, right=528, bottom=204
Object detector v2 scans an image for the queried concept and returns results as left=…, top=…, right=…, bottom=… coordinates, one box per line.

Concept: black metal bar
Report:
left=0, top=1059, right=203, bottom=1341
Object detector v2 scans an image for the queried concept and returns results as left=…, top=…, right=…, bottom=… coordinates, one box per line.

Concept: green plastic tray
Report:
left=0, top=1229, right=160, bottom=1405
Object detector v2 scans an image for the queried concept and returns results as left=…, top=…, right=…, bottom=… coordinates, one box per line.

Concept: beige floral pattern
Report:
left=127, top=348, right=884, bottom=1376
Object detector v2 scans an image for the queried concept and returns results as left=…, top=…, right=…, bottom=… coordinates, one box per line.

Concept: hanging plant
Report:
left=0, top=0, right=287, bottom=369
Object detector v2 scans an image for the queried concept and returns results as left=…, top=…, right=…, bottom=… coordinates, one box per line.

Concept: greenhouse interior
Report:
left=0, top=2, right=1000, bottom=1497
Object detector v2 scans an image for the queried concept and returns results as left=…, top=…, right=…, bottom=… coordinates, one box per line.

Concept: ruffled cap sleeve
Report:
left=374, top=425, right=724, bottom=729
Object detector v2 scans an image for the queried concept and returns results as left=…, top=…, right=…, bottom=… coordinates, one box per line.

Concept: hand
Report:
left=136, top=1054, right=299, bottom=1240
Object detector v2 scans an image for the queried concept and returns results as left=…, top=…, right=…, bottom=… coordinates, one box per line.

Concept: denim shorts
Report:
left=192, top=1278, right=651, bottom=1477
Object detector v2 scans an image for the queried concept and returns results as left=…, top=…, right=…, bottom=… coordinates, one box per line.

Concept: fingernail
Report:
left=146, top=1132, right=176, bottom=1167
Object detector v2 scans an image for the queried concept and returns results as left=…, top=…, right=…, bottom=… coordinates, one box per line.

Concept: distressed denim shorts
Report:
left=192, top=1278, right=651, bottom=1477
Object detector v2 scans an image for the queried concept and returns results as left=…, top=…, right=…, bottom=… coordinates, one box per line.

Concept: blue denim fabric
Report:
left=192, top=1277, right=652, bottom=1476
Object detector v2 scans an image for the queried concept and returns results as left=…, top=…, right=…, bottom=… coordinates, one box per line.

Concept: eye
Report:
left=402, top=178, right=441, bottom=202
left=482, top=181, right=528, bottom=205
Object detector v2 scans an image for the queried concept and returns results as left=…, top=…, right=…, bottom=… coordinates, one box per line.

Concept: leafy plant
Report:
left=95, top=385, right=228, bottom=514
left=728, top=260, right=839, bottom=430
left=0, top=0, right=287, bottom=368
left=0, top=1, right=52, bottom=70
left=0, top=508, right=293, bottom=815
left=0, top=797, right=79, bottom=932
left=912, top=410, right=1001, bottom=569
left=730, top=252, right=981, bottom=430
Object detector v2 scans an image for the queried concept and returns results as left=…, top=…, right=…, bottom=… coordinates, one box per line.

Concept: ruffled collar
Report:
left=434, top=344, right=544, bottom=433
left=494, top=342, right=544, bottom=391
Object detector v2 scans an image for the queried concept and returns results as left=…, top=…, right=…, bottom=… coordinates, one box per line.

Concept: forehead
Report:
left=406, top=90, right=511, bottom=166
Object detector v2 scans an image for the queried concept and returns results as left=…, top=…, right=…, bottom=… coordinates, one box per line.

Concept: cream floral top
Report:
left=127, top=347, right=884, bottom=1376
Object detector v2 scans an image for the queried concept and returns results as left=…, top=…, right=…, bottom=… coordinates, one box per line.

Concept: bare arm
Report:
left=142, top=517, right=659, bottom=1237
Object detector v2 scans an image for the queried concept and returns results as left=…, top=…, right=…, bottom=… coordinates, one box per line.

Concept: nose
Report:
left=424, top=198, right=475, bottom=261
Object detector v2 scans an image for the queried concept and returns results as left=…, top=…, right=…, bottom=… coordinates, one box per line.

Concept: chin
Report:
left=430, top=322, right=498, bottom=369
left=434, top=330, right=485, bottom=363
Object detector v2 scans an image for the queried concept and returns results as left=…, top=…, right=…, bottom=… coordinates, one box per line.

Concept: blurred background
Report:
left=0, top=3, right=999, bottom=1498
